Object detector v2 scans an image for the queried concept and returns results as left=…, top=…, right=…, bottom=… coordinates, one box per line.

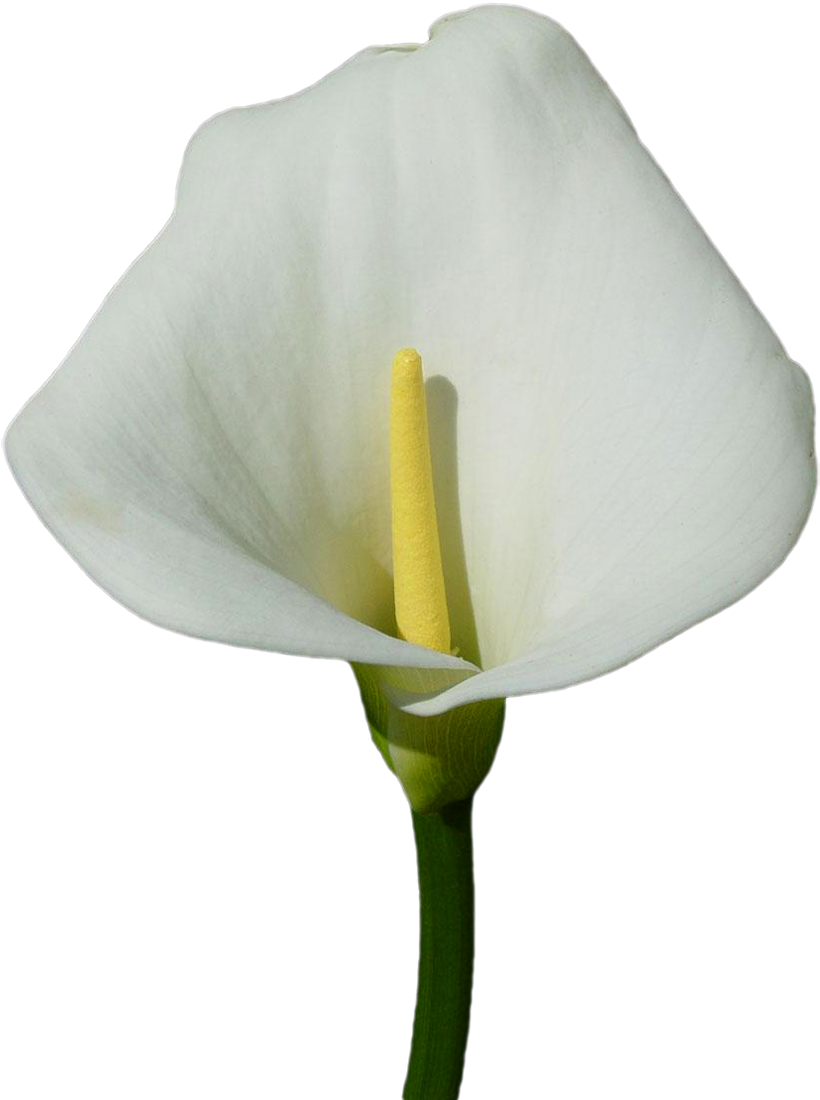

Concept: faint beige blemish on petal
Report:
left=63, top=494, right=124, bottom=533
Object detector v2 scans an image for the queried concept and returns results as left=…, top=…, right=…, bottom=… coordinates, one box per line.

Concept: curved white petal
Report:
left=6, top=6, right=814, bottom=704
left=6, top=36, right=490, bottom=672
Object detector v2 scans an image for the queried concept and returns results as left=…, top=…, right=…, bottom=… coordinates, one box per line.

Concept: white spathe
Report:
left=6, top=6, right=815, bottom=718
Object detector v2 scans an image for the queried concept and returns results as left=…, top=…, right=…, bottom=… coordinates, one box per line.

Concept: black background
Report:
left=4, top=6, right=814, bottom=1091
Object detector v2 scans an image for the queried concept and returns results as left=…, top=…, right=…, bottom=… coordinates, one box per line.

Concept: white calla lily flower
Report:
left=7, top=7, right=813, bottom=733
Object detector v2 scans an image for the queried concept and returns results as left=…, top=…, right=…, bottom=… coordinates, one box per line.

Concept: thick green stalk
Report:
left=404, top=796, right=475, bottom=1100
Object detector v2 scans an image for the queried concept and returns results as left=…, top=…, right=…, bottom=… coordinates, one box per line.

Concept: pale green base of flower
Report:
left=353, top=663, right=504, bottom=813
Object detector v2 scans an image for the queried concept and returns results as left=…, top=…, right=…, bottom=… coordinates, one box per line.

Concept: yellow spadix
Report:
left=390, top=348, right=451, bottom=654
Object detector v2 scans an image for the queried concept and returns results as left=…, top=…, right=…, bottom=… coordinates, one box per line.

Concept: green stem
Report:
left=404, top=796, right=475, bottom=1100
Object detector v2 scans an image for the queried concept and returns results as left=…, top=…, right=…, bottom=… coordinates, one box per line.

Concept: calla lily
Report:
left=7, top=5, right=815, bottom=778
left=5, top=6, right=815, bottom=1098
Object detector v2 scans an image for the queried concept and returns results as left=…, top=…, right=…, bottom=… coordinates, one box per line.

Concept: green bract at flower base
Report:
left=354, top=663, right=504, bottom=813
left=5, top=6, right=815, bottom=1099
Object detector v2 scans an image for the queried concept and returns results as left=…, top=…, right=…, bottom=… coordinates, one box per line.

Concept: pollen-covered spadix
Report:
left=390, top=348, right=452, bottom=655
